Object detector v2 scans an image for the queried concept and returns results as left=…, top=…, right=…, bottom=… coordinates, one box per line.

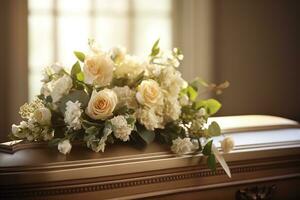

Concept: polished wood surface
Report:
left=0, top=115, right=300, bottom=199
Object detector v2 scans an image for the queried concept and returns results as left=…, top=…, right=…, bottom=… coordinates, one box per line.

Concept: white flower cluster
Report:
left=64, top=101, right=83, bottom=130
left=171, top=137, right=194, bottom=155
left=110, top=115, right=133, bottom=141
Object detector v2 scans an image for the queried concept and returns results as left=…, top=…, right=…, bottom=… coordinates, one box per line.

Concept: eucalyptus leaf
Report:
left=85, top=126, right=99, bottom=135
left=202, top=140, right=213, bottom=155
left=58, top=90, right=90, bottom=113
left=207, top=121, right=221, bottom=136
left=136, top=125, right=155, bottom=145
left=74, top=51, right=85, bottom=62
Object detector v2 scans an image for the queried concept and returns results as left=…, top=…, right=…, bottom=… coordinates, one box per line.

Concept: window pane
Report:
left=95, top=17, right=129, bottom=51
left=133, top=0, right=171, bottom=13
left=28, top=15, right=54, bottom=71
left=133, top=17, right=172, bottom=57
left=58, top=15, right=91, bottom=66
left=96, top=0, right=128, bottom=13
left=58, top=0, right=91, bottom=14
left=28, top=0, right=53, bottom=12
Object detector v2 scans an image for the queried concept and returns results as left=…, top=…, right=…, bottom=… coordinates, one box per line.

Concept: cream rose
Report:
left=83, top=53, right=114, bottom=87
left=136, top=79, right=162, bottom=107
left=33, top=107, right=52, bottom=125
left=220, top=136, right=235, bottom=153
left=86, top=89, right=118, bottom=120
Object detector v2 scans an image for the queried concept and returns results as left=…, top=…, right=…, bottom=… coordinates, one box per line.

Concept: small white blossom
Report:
left=197, top=108, right=206, bottom=117
left=11, top=124, right=20, bottom=135
left=64, top=101, right=82, bottom=130
left=137, top=108, right=164, bottom=131
left=111, top=46, right=126, bottom=63
left=50, top=62, right=64, bottom=74
left=33, top=107, right=52, bottom=125
left=58, top=140, right=72, bottom=155
left=171, top=137, right=194, bottom=155
left=51, top=75, right=73, bottom=103
left=110, top=115, right=133, bottom=142
left=220, top=136, right=235, bottom=153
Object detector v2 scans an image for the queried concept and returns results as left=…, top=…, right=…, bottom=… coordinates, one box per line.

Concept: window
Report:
left=28, top=0, right=172, bottom=100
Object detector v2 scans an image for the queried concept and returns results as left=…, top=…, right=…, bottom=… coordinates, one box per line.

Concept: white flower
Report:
left=137, top=108, right=164, bottom=130
left=171, top=137, right=194, bottom=155
left=40, top=83, right=51, bottom=97
left=64, top=101, right=83, bottom=130
left=50, top=62, right=64, bottom=73
left=220, top=136, right=235, bottom=153
left=112, top=86, right=138, bottom=109
left=11, top=124, right=20, bottom=135
left=20, top=121, right=28, bottom=129
left=190, top=118, right=206, bottom=133
left=110, top=115, right=133, bottom=142
left=197, top=108, right=206, bottom=116
left=110, top=46, right=126, bottom=63
left=146, top=64, right=162, bottom=77
left=164, top=96, right=181, bottom=122
left=114, top=55, right=145, bottom=79
left=51, top=74, right=73, bottom=103
left=179, top=95, right=189, bottom=106
left=90, top=127, right=112, bottom=152
left=33, top=107, right=52, bottom=125
left=86, top=89, right=118, bottom=120
left=41, top=70, right=50, bottom=82
left=83, top=53, right=114, bottom=87
left=159, top=66, right=186, bottom=96
left=136, top=79, right=163, bottom=107
left=58, top=140, right=72, bottom=155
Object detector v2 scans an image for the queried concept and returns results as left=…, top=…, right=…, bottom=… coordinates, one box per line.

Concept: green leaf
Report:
left=195, top=99, right=221, bottom=115
left=85, top=126, right=99, bottom=135
left=71, top=61, right=81, bottom=77
left=207, top=154, right=216, bottom=171
left=76, top=71, right=84, bottom=82
left=136, top=125, right=155, bottom=145
left=202, top=140, right=213, bottom=155
left=126, top=117, right=135, bottom=125
left=74, top=51, right=85, bottom=62
left=58, top=90, right=90, bottom=113
left=187, top=86, right=198, bottom=101
left=207, top=121, right=221, bottom=136
left=150, top=39, right=160, bottom=57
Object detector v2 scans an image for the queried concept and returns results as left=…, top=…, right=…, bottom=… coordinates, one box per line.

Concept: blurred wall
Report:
left=0, top=0, right=28, bottom=142
left=213, top=0, right=300, bottom=121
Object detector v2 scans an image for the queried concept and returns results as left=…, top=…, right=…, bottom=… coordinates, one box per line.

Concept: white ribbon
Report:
left=212, top=144, right=231, bottom=178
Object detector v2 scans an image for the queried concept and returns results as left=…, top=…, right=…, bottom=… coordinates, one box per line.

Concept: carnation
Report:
left=171, top=137, right=194, bottom=155
left=163, top=95, right=181, bottom=122
left=110, top=115, right=133, bottom=142
left=64, top=101, right=83, bottom=130
left=137, top=108, right=164, bottom=130
left=159, top=66, right=186, bottom=96
left=114, top=55, right=145, bottom=80
left=112, top=86, right=138, bottom=109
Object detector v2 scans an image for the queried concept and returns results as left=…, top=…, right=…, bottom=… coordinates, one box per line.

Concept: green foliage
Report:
left=113, top=106, right=135, bottom=116
left=48, top=138, right=62, bottom=147
left=136, top=124, right=155, bottom=145
left=195, top=99, right=221, bottom=115
left=207, top=154, right=216, bottom=171
left=76, top=71, right=84, bottom=82
left=150, top=39, right=160, bottom=57
left=74, top=51, right=85, bottom=62
left=85, top=126, right=99, bottom=135
left=207, top=121, right=221, bottom=136
left=71, top=61, right=81, bottom=77
left=58, top=90, right=90, bottom=113
left=202, top=140, right=213, bottom=156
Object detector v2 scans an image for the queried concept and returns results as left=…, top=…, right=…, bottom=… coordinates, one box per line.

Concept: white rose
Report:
left=83, top=53, right=114, bottom=87
left=58, top=140, right=72, bottom=155
left=110, top=115, right=133, bottom=142
left=64, top=101, right=82, bottom=130
left=51, top=74, right=73, bottom=103
left=33, top=107, right=52, bottom=125
left=114, top=55, right=145, bottom=79
left=136, top=79, right=162, bottom=107
left=86, top=89, right=118, bottom=120
left=171, top=137, right=193, bottom=155
left=220, top=136, right=235, bottom=153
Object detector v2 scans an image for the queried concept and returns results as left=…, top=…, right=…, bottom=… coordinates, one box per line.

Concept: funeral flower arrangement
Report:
left=10, top=40, right=233, bottom=175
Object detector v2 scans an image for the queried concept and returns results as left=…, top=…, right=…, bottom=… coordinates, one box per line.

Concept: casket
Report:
left=1, top=115, right=300, bottom=200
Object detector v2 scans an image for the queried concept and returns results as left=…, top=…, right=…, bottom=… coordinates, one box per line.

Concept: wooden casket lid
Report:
left=0, top=115, right=300, bottom=199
